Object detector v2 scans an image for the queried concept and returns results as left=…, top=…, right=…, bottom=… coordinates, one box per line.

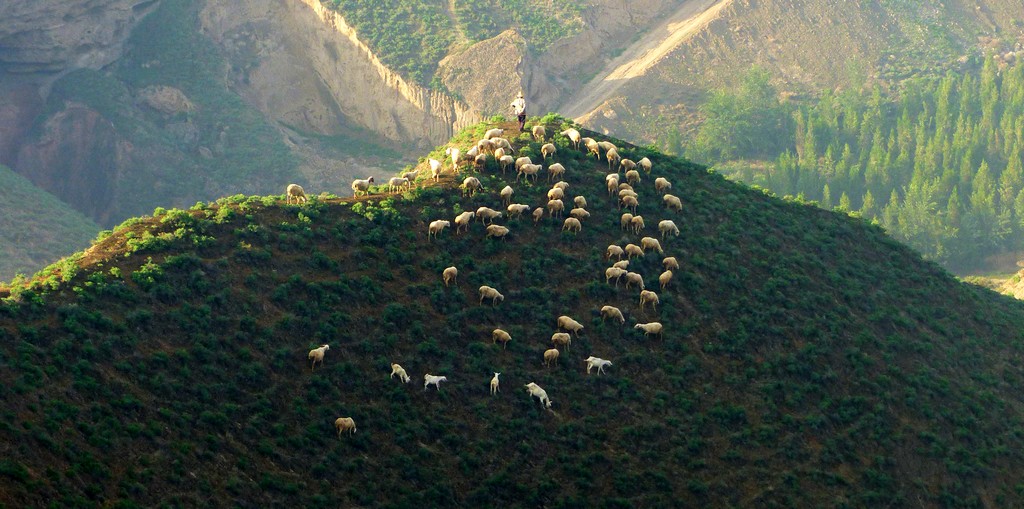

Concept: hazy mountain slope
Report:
left=0, top=165, right=100, bottom=281
left=2, top=121, right=1024, bottom=507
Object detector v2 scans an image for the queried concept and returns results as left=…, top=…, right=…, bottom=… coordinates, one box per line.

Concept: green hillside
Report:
left=0, top=165, right=100, bottom=282
left=3, top=120, right=1024, bottom=507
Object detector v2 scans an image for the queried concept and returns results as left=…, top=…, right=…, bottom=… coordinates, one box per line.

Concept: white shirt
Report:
left=511, top=97, right=525, bottom=115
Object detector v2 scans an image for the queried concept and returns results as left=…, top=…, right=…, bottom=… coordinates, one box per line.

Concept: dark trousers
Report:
left=517, top=113, right=526, bottom=131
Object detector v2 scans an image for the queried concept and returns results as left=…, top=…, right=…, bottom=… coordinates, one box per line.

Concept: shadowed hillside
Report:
left=2, top=119, right=1024, bottom=507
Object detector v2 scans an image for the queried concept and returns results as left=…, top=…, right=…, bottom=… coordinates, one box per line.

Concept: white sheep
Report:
left=641, top=236, right=664, bottom=254
left=640, top=290, right=660, bottom=312
left=486, top=224, right=510, bottom=240
left=518, top=163, right=542, bottom=183
left=454, top=211, right=475, bottom=234
left=562, top=217, right=582, bottom=233
left=638, top=157, right=652, bottom=173
left=663, top=257, right=680, bottom=271
left=619, top=189, right=638, bottom=200
left=443, top=266, right=458, bottom=287
left=424, top=374, right=448, bottom=391
left=658, top=220, right=679, bottom=239
left=476, top=207, right=502, bottom=224
left=606, top=267, right=627, bottom=286
left=388, top=177, right=410, bottom=193
left=547, top=187, right=565, bottom=201
left=491, top=137, right=513, bottom=153
left=607, top=245, right=625, bottom=260
left=479, top=285, right=505, bottom=306
left=351, top=177, right=375, bottom=196
left=557, top=315, right=584, bottom=337
left=445, top=147, right=461, bottom=173
left=553, top=181, right=570, bottom=191
left=598, top=141, right=617, bottom=154
left=620, top=213, right=634, bottom=231
left=462, top=176, right=483, bottom=197
left=625, top=243, right=644, bottom=259
left=390, top=363, right=411, bottom=383
left=585, top=356, right=612, bottom=375
left=500, top=185, right=514, bottom=206
left=612, top=259, right=629, bottom=270
left=631, top=215, right=646, bottom=235
left=625, top=271, right=645, bottom=290
left=494, top=147, right=506, bottom=160
left=308, top=344, right=329, bottom=371
left=532, top=125, right=547, bottom=141
left=574, top=196, right=588, bottom=208
left=507, top=203, right=532, bottom=219
left=634, top=322, right=663, bottom=338
left=655, top=177, right=672, bottom=193
left=547, top=199, right=565, bottom=218
left=605, top=148, right=621, bottom=170
left=428, top=220, right=451, bottom=240
left=547, top=163, right=566, bottom=181
left=532, top=207, right=545, bottom=224
left=586, top=139, right=601, bottom=159
left=664, top=194, right=682, bottom=212
left=606, top=175, right=620, bottom=196
left=499, top=155, right=515, bottom=174
left=492, top=329, right=512, bottom=349
left=569, top=208, right=590, bottom=220
left=543, top=348, right=560, bottom=367
left=515, top=156, right=532, bottom=171
left=286, top=184, right=308, bottom=204
left=618, top=183, right=634, bottom=192
left=601, top=305, right=625, bottom=324
left=491, top=373, right=501, bottom=394
left=659, top=270, right=673, bottom=290
left=541, top=143, right=557, bottom=160
left=620, top=195, right=639, bottom=214
left=401, top=169, right=420, bottom=182
left=465, top=145, right=480, bottom=160
left=525, top=382, right=552, bottom=408
left=620, top=158, right=637, bottom=172
left=561, top=128, right=581, bottom=150
left=430, top=158, right=443, bottom=179
left=484, top=127, right=504, bottom=139
left=474, top=153, right=488, bottom=170
left=625, top=169, right=641, bottom=185
left=335, top=417, right=357, bottom=437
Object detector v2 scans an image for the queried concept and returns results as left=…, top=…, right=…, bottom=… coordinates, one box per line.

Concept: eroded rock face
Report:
left=137, top=85, right=195, bottom=115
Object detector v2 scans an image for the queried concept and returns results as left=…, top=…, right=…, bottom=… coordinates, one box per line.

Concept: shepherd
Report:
left=510, top=91, right=526, bottom=132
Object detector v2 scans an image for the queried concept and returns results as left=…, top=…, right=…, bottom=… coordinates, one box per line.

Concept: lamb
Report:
left=562, top=217, right=582, bottom=233
left=586, top=139, right=601, bottom=159
left=461, top=176, right=483, bottom=197
left=638, top=157, right=652, bottom=173
left=424, top=374, right=448, bottom=391
left=658, top=220, right=679, bottom=239
left=631, top=215, right=646, bottom=235
left=430, top=157, right=444, bottom=180
left=641, top=236, right=664, bottom=254
left=485, top=224, right=510, bottom=240
left=532, top=207, right=545, bottom=224
left=606, top=267, right=627, bottom=286
left=547, top=187, right=565, bottom=201
left=476, top=207, right=502, bottom=224
left=664, top=194, right=682, bottom=212
left=442, top=266, right=458, bottom=287
left=543, top=348, right=560, bottom=367
left=624, top=271, right=645, bottom=290
left=574, top=196, right=588, bottom=208
left=541, top=143, right=557, bottom=160
left=479, top=285, right=505, bottom=306
left=625, top=169, right=641, bottom=185
left=525, top=382, right=552, bottom=408
left=605, top=147, right=621, bottom=170
left=286, top=184, right=308, bottom=204
left=620, top=213, right=634, bottom=231
left=551, top=332, right=572, bottom=350
left=428, top=220, right=451, bottom=240
left=625, top=243, right=644, bottom=259
left=634, top=322, right=663, bottom=338
left=388, top=177, right=410, bottom=193
left=501, top=185, right=514, bottom=206
left=532, top=125, right=547, bottom=141
left=335, top=417, right=357, bottom=437
left=569, top=208, right=590, bottom=220
left=547, top=199, right=565, bottom=218
left=612, top=259, right=630, bottom=270
left=547, top=163, right=566, bottom=181
left=585, top=356, right=612, bottom=375
left=601, top=305, right=625, bottom=324
left=390, top=363, right=411, bottom=383
left=351, top=177, right=375, bottom=196
left=659, top=270, right=673, bottom=290
left=499, top=155, right=515, bottom=174
left=639, top=290, right=660, bottom=312
left=454, top=211, right=475, bottom=234
left=507, top=203, right=532, bottom=219
left=663, top=257, right=680, bottom=271
left=557, top=315, right=585, bottom=337
left=484, top=127, right=504, bottom=139
left=620, top=195, right=639, bottom=214
left=560, top=128, right=581, bottom=150
left=517, top=163, right=542, bottom=182
left=445, top=147, right=461, bottom=173
left=607, top=244, right=625, bottom=260
left=490, top=372, right=501, bottom=394
left=308, top=344, right=329, bottom=371
left=620, top=158, right=637, bottom=172
left=655, top=177, right=672, bottom=193
left=492, top=329, right=512, bottom=350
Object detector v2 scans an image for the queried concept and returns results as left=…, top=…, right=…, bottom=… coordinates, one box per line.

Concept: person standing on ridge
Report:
left=510, top=92, right=526, bottom=132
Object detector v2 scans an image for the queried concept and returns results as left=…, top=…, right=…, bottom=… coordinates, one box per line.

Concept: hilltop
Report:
left=3, top=120, right=1024, bottom=507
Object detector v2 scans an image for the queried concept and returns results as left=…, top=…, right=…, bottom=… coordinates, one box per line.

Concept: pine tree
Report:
left=838, top=192, right=852, bottom=212
left=861, top=189, right=877, bottom=218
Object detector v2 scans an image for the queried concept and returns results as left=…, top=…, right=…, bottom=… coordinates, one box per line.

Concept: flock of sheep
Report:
left=287, top=122, right=684, bottom=438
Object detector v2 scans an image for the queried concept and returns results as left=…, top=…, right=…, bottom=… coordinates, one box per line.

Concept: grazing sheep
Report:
left=491, top=137, right=513, bottom=153
left=557, top=315, right=585, bottom=337
left=639, top=290, right=660, bottom=312
left=477, top=139, right=496, bottom=155
left=507, top=203, right=532, bottom=219
left=551, top=332, right=572, bottom=350
left=479, top=286, right=504, bottom=306
left=547, top=199, right=565, bottom=218
left=515, top=156, right=532, bottom=171
left=428, top=220, right=451, bottom=240
left=635, top=322, right=663, bottom=338
left=454, top=211, right=475, bottom=234
left=532, top=207, right=545, bottom=223
left=625, top=271, right=645, bottom=290
left=605, top=147, right=621, bottom=170
left=474, top=153, right=488, bottom=170
left=569, top=208, right=590, bottom=220
left=612, top=260, right=630, bottom=270
left=641, top=236, right=664, bottom=254
left=476, top=207, right=502, bottom=224
left=598, top=141, right=617, bottom=154
left=335, top=417, right=357, bottom=437
left=638, top=157, right=652, bottom=173
left=492, top=329, right=512, bottom=349
left=620, top=159, right=637, bottom=172
left=390, top=363, right=411, bottom=383
left=606, top=267, right=627, bottom=286
left=581, top=137, right=595, bottom=147
left=486, top=224, right=510, bottom=240
left=601, top=305, right=625, bottom=324
left=607, top=244, right=625, bottom=260
left=659, top=220, right=680, bottom=239
left=625, top=243, right=644, bottom=259
left=607, top=176, right=620, bottom=196
left=501, top=185, right=514, bottom=206
left=574, top=196, right=588, bottom=208
left=562, top=217, right=582, bottom=233
left=625, top=169, right=641, bottom=185
left=443, top=266, right=458, bottom=287
left=664, top=194, right=683, bottom=212
left=465, top=145, right=480, bottom=160
left=547, top=187, right=565, bottom=201
left=655, top=177, right=672, bottom=193
left=401, top=169, right=420, bottom=183
left=553, top=181, right=570, bottom=191
left=525, top=382, right=552, bottom=408
left=620, top=213, right=634, bottom=231
left=430, top=158, right=443, bottom=179
left=445, top=147, right=461, bottom=173
left=547, top=163, right=566, bottom=181
left=388, top=177, right=410, bottom=193
left=561, top=128, right=581, bottom=150
left=532, top=125, right=547, bottom=141
left=499, top=155, right=515, bottom=174
left=631, top=215, right=646, bottom=235
left=462, top=176, right=483, bottom=196
left=585, top=356, right=613, bottom=375
left=659, top=270, right=673, bottom=290
left=351, top=177, right=375, bottom=196
left=620, top=195, right=639, bottom=214
left=664, top=257, right=680, bottom=271
left=543, top=348, right=560, bottom=367
left=586, top=139, right=601, bottom=159
left=541, top=143, right=557, bottom=160
left=518, top=163, right=542, bottom=183
left=484, top=127, right=504, bottom=139
left=424, top=374, right=448, bottom=391
left=308, top=344, right=329, bottom=371
left=491, top=373, right=501, bottom=394
left=619, top=188, right=638, bottom=200
left=286, top=184, right=308, bottom=204
left=494, top=147, right=506, bottom=160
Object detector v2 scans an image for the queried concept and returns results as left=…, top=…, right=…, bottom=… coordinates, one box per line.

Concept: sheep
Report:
left=476, top=207, right=502, bottom=224
left=624, top=271, right=645, bottom=290
left=308, top=344, right=329, bottom=371
left=494, top=147, right=506, bottom=160
left=658, top=220, right=679, bottom=239
left=664, top=194, right=683, bottom=212
left=639, top=290, right=660, bottom=312
left=479, top=286, right=504, bottom=306
left=631, top=215, right=646, bottom=235
left=492, top=329, right=512, bottom=350
left=424, top=374, right=448, bottom=391
left=598, top=140, right=617, bottom=154
left=634, top=322, right=663, bottom=338
left=663, top=257, right=679, bottom=271
left=605, top=147, right=621, bottom=170
left=625, top=243, right=644, bottom=259
left=607, top=244, right=625, bottom=260
left=490, top=373, right=501, bottom=395
left=620, top=195, right=639, bottom=214
left=445, top=147, right=461, bottom=173
left=351, top=177, right=375, bottom=196
left=620, top=213, right=634, bottom=231
left=443, top=266, right=458, bottom=287
left=507, top=203, right=532, bottom=219
left=655, top=177, right=672, bottom=193
left=474, top=153, right=488, bottom=170
left=606, top=174, right=620, bottom=196
left=550, top=330, right=572, bottom=347
left=641, top=236, right=664, bottom=254
left=484, top=127, right=504, bottom=139
left=461, top=176, right=483, bottom=197
left=465, top=145, right=480, bottom=160
left=390, top=363, right=411, bottom=383
left=557, top=315, right=585, bottom=337
left=585, top=356, right=613, bottom=375
left=541, top=143, right=557, bottom=160
left=612, top=259, right=629, bottom=269
left=561, top=128, right=581, bottom=150
left=581, top=137, right=595, bottom=147
left=525, top=382, right=552, bottom=408
left=574, top=196, right=588, bottom=208
left=562, top=217, right=582, bottom=234
left=500, top=185, right=514, bottom=206
left=335, top=417, right=357, bottom=437
left=515, top=156, right=533, bottom=171
left=569, top=208, right=590, bottom=220
left=601, top=305, right=625, bottom=324
left=547, top=163, right=566, bottom=181
left=620, top=158, right=637, bottom=172
left=388, top=177, right=410, bottom=193
left=552, top=181, right=570, bottom=192
left=532, top=207, right=545, bottom=224
left=499, top=155, right=515, bottom=174
left=606, top=267, right=627, bottom=286
left=543, top=348, right=560, bottom=367
left=532, top=125, right=547, bottom=141
left=286, top=184, right=308, bottom=204
left=618, top=189, right=638, bottom=200
left=430, top=157, right=443, bottom=179
left=547, top=199, right=565, bottom=219
left=518, top=163, right=542, bottom=182
left=547, top=187, right=565, bottom=201
left=428, top=220, right=451, bottom=240
left=477, top=138, right=496, bottom=155
left=486, top=224, right=510, bottom=240
left=454, top=211, right=475, bottom=234
left=586, top=139, right=601, bottom=159
left=401, top=169, right=420, bottom=182
left=638, top=157, right=652, bottom=173
left=491, top=137, right=513, bottom=153
left=659, top=270, right=673, bottom=290
left=625, top=169, right=641, bottom=185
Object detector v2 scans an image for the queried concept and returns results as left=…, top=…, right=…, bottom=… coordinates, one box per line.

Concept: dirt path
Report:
left=561, top=0, right=732, bottom=122
left=443, top=0, right=469, bottom=46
